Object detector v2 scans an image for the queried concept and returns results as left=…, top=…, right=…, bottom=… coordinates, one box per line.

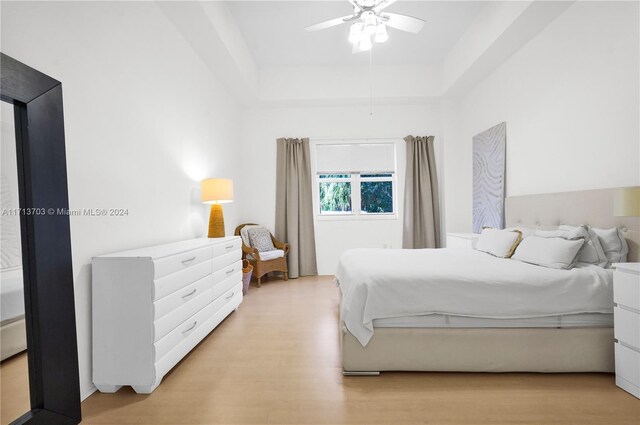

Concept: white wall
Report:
left=239, top=103, right=441, bottom=274
left=442, top=1, right=640, bottom=233
left=1, top=1, right=244, bottom=399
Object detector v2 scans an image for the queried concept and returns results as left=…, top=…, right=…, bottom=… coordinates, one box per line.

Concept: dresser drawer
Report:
left=213, top=238, right=242, bottom=259
left=615, top=306, right=640, bottom=349
left=154, top=295, right=219, bottom=362
left=155, top=283, right=243, bottom=375
left=154, top=282, right=242, bottom=362
left=615, top=342, right=640, bottom=387
left=153, top=260, right=212, bottom=300
left=153, top=289, right=213, bottom=342
left=211, top=250, right=241, bottom=272
left=614, top=269, right=640, bottom=311
left=212, top=272, right=242, bottom=303
left=153, top=274, right=214, bottom=320
left=212, top=260, right=242, bottom=287
left=153, top=246, right=213, bottom=279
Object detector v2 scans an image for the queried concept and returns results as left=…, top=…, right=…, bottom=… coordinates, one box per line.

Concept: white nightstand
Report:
left=446, top=233, right=479, bottom=249
left=613, top=263, right=640, bottom=399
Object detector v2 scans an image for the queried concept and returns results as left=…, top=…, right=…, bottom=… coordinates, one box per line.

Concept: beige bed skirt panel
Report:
left=1, top=318, right=27, bottom=361
left=341, top=324, right=614, bottom=373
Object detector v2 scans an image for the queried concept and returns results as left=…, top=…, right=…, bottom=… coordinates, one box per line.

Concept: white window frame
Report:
left=316, top=172, right=398, bottom=220
left=311, top=139, right=401, bottom=221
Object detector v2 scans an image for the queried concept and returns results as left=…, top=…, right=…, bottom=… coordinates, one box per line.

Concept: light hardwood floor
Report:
left=0, top=351, right=30, bottom=424
left=2, top=275, right=639, bottom=424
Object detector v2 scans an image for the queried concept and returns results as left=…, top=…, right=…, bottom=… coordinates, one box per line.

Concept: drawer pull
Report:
left=226, top=268, right=235, bottom=275
left=225, top=292, right=234, bottom=300
left=181, top=289, right=197, bottom=299
left=182, top=321, right=197, bottom=334
left=225, top=245, right=234, bottom=250
left=181, top=256, right=196, bottom=264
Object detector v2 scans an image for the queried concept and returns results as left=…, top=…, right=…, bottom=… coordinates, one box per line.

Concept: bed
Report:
left=1, top=267, right=27, bottom=361
left=337, top=188, right=640, bottom=374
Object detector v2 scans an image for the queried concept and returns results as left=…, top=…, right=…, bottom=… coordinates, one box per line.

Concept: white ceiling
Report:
left=226, top=1, right=487, bottom=68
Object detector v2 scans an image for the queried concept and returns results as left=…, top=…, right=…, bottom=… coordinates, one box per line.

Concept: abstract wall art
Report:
left=473, top=122, right=506, bottom=233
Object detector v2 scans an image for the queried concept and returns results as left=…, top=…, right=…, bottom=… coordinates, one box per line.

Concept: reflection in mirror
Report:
left=0, top=101, right=29, bottom=424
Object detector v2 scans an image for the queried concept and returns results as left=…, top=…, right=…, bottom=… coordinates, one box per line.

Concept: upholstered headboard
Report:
left=505, top=188, right=640, bottom=262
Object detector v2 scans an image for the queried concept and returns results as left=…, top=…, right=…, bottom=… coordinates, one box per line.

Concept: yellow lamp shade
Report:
left=614, top=187, right=640, bottom=217
left=201, top=178, right=234, bottom=204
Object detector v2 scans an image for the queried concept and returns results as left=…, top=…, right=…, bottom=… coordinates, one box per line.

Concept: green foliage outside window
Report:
left=361, top=181, right=393, bottom=213
left=320, top=182, right=352, bottom=212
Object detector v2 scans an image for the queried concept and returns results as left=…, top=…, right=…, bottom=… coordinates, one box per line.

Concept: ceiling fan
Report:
left=304, top=0, right=426, bottom=53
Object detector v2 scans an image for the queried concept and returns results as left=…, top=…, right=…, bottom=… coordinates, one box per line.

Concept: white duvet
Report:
left=335, top=248, right=613, bottom=346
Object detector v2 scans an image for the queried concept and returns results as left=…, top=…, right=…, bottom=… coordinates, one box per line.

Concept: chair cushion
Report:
left=248, top=227, right=276, bottom=252
left=247, top=249, right=285, bottom=261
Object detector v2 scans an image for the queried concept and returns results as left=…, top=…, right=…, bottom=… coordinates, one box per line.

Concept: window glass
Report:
left=319, top=177, right=352, bottom=214
left=361, top=180, right=393, bottom=213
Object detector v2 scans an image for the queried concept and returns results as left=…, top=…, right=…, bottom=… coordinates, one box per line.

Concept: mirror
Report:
left=0, top=53, right=81, bottom=425
left=0, top=101, right=29, bottom=423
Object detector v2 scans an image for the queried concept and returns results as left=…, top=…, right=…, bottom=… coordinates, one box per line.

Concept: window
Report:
left=314, top=141, right=398, bottom=218
left=360, top=174, right=393, bottom=214
left=319, top=174, right=352, bottom=214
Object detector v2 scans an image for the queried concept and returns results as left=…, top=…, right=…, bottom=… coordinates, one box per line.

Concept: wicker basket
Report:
left=242, top=259, right=253, bottom=295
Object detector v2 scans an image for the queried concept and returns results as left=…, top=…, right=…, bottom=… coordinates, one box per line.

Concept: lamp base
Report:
left=208, top=204, right=225, bottom=238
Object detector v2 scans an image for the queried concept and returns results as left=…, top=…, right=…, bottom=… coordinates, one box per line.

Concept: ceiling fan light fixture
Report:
left=374, top=24, right=388, bottom=43
left=348, top=22, right=363, bottom=43
left=359, top=34, right=372, bottom=51
left=363, top=12, right=377, bottom=35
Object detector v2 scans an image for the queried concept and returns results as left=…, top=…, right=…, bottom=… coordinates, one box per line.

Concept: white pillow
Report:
left=592, top=227, right=629, bottom=264
left=240, top=225, right=259, bottom=246
left=534, top=225, right=608, bottom=268
left=512, top=236, right=585, bottom=269
left=475, top=228, right=523, bottom=258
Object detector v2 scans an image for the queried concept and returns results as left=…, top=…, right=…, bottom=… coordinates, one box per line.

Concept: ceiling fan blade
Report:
left=375, top=0, right=399, bottom=11
left=305, top=15, right=355, bottom=32
left=347, top=0, right=361, bottom=11
left=381, top=12, right=425, bottom=34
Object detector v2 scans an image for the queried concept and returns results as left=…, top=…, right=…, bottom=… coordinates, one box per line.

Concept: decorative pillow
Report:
left=592, top=227, right=629, bottom=264
left=475, top=228, right=523, bottom=258
left=534, top=225, right=608, bottom=268
left=248, top=227, right=275, bottom=252
left=512, top=236, right=585, bottom=270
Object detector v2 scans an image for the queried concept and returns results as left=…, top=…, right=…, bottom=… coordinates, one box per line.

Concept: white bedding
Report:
left=335, top=248, right=613, bottom=346
left=1, top=267, right=25, bottom=325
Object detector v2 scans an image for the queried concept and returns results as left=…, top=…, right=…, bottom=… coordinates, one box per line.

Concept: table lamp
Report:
left=201, top=178, right=234, bottom=238
left=614, top=187, right=640, bottom=217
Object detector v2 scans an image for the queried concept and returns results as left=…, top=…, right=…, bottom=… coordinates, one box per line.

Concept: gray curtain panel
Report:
left=275, top=138, right=318, bottom=278
left=403, top=135, right=441, bottom=249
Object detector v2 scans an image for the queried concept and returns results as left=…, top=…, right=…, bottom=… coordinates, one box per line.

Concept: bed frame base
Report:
left=1, top=318, right=27, bottom=361
left=342, top=371, right=381, bottom=376
left=341, top=324, right=614, bottom=374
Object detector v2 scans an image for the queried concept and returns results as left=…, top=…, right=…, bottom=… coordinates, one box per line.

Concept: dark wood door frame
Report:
left=1, top=53, right=81, bottom=425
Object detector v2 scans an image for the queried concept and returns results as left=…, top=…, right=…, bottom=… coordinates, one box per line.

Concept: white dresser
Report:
left=446, top=233, right=479, bottom=249
left=92, top=237, right=242, bottom=394
left=613, top=263, right=640, bottom=399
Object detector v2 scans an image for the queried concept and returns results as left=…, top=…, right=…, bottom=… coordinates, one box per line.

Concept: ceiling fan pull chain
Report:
left=369, top=47, right=374, bottom=116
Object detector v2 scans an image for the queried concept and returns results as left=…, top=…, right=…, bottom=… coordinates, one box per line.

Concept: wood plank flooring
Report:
left=2, top=275, right=639, bottom=424
left=0, top=351, right=30, bottom=424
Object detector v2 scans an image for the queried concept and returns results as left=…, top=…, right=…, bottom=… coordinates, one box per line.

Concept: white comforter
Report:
left=335, top=248, right=613, bottom=346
